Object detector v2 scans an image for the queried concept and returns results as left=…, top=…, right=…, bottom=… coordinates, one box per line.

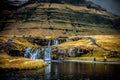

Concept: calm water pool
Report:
left=0, top=61, right=120, bottom=80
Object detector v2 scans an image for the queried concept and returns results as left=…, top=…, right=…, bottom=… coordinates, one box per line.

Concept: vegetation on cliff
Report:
left=0, top=0, right=120, bottom=62
left=55, top=35, right=120, bottom=61
left=0, top=0, right=120, bottom=36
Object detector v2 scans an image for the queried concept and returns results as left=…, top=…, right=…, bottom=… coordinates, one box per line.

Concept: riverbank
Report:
left=0, top=54, right=47, bottom=70
left=52, top=60, right=120, bottom=64
left=64, top=57, right=120, bottom=62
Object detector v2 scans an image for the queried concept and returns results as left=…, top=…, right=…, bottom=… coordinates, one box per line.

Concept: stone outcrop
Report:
left=52, top=46, right=93, bottom=59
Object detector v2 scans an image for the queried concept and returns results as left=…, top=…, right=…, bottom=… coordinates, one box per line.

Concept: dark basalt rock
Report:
left=8, top=50, right=23, bottom=57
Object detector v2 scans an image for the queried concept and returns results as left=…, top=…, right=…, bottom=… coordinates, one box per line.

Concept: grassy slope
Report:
left=57, top=35, right=120, bottom=61
left=58, top=35, right=120, bottom=52
left=0, top=37, right=46, bottom=70
left=0, top=2, right=119, bottom=37
left=0, top=53, right=46, bottom=70
left=0, top=36, right=39, bottom=52
left=0, top=2, right=120, bottom=62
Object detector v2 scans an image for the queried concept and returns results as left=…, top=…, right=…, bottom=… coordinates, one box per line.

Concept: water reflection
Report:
left=45, top=63, right=51, bottom=80
left=0, top=62, right=120, bottom=80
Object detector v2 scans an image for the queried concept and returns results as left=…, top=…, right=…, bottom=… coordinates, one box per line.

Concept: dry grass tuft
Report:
left=0, top=53, right=46, bottom=70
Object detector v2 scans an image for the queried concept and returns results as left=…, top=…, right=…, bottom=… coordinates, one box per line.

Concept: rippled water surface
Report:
left=0, top=62, right=120, bottom=80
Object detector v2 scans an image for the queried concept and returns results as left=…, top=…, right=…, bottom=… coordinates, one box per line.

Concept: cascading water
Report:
left=48, top=40, right=51, bottom=46
left=45, top=63, right=51, bottom=79
left=24, top=39, right=59, bottom=60
left=44, top=47, right=51, bottom=61
left=24, top=47, right=32, bottom=58
left=68, top=48, right=73, bottom=56
left=53, top=40, right=59, bottom=45
left=24, top=47, right=41, bottom=60
left=44, top=41, right=51, bottom=61
left=30, top=48, right=41, bottom=60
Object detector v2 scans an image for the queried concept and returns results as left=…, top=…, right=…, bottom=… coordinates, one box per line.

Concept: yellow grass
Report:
left=0, top=2, right=119, bottom=37
left=0, top=36, right=39, bottom=53
left=58, top=39, right=91, bottom=48
left=65, top=56, right=120, bottom=62
left=93, top=35, right=120, bottom=51
left=0, top=54, right=46, bottom=70
left=0, top=36, right=8, bottom=42
left=13, top=37, right=39, bottom=47
left=56, top=35, right=120, bottom=58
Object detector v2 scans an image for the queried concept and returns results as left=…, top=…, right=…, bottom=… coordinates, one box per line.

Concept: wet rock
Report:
left=8, top=50, right=23, bottom=56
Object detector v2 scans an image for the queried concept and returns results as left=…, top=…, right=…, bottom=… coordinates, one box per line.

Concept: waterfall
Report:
left=68, top=48, right=73, bottom=56
left=30, top=48, right=41, bottom=60
left=24, top=47, right=32, bottom=58
left=48, top=40, right=51, bottom=46
left=24, top=47, right=41, bottom=60
left=44, top=47, right=51, bottom=61
left=24, top=40, right=58, bottom=60
left=44, top=41, right=52, bottom=79
left=53, top=40, right=59, bottom=45
left=44, top=41, right=51, bottom=61
left=45, top=63, right=51, bottom=80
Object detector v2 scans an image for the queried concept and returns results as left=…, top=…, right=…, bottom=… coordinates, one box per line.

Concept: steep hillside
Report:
left=0, top=0, right=120, bottom=37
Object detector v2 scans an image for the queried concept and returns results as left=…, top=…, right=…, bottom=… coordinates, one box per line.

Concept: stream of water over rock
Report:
left=24, top=40, right=59, bottom=60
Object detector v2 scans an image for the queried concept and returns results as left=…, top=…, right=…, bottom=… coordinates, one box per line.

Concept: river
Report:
left=0, top=61, right=120, bottom=80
